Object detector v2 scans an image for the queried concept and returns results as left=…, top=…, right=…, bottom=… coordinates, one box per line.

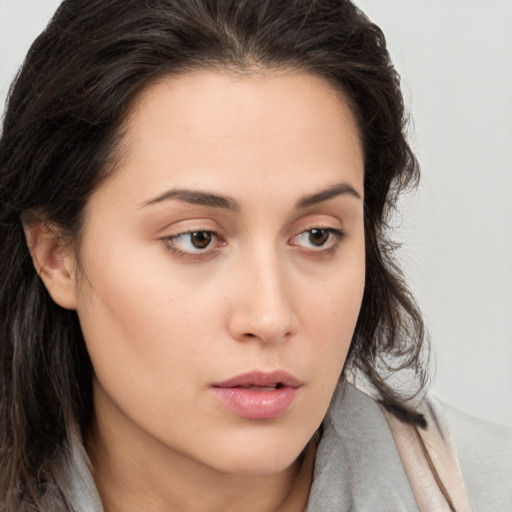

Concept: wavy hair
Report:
left=0, top=0, right=428, bottom=508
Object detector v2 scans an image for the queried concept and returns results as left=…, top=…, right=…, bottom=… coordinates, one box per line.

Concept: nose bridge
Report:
left=230, top=241, right=297, bottom=343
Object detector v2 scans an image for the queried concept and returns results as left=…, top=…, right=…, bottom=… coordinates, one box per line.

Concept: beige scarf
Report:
left=382, top=397, right=474, bottom=512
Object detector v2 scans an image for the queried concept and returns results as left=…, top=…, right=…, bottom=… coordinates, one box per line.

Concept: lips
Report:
left=211, top=370, right=302, bottom=420
left=213, top=370, right=303, bottom=389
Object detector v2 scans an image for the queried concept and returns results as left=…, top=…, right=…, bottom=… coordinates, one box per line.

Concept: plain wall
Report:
left=1, top=0, right=511, bottom=427
left=354, top=0, right=512, bottom=428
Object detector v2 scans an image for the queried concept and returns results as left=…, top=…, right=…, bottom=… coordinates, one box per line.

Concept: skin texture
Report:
left=29, top=71, right=365, bottom=511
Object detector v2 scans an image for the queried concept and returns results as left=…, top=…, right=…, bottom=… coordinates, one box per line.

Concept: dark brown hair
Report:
left=0, top=0, right=428, bottom=509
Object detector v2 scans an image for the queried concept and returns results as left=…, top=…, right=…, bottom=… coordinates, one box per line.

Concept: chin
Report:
left=216, top=453, right=302, bottom=477
left=203, top=428, right=313, bottom=476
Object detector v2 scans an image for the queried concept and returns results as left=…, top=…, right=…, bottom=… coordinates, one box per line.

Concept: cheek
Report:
left=75, top=258, right=231, bottom=457
left=302, top=239, right=365, bottom=326
left=310, top=286, right=363, bottom=368
left=285, top=257, right=365, bottom=445
left=307, top=247, right=365, bottom=369
left=74, top=236, right=225, bottom=403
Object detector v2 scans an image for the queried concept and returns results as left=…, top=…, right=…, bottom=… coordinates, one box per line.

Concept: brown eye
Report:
left=190, top=231, right=212, bottom=249
left=164, top=230, right=219, bottom=256
left=308, top=228, right=330, bottom=246
left=290, top=227, right=345, bottom=252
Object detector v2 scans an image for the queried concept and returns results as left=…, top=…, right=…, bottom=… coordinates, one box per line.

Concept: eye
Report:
left=290, top=228, right=345, bottom=251
left=305, top=228, right=330, bottom=246
left=163, top=230, right=220, bottom=256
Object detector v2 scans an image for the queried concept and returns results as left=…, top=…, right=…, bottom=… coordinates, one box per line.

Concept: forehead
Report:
left=96, top=70, right=364, bottom=207
left=129, top=70, right=361, bottom=146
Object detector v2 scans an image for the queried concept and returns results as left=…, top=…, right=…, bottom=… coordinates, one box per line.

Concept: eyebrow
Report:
left=140, top=189, right=240, bottom=211
left=140, top=182, right=361, bottom=211
left=296, top=182, right=361, bottom=208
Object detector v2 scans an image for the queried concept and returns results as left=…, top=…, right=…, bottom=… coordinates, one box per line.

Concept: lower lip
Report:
left=211, top=386, right=298, bottom=420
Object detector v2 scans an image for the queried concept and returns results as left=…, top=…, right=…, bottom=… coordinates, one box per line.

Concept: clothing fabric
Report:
left=59, top=383, right=512, bottom=512
left=381, top=398, right=473, bottom=511
left=306, top=384, right=512, bottom=511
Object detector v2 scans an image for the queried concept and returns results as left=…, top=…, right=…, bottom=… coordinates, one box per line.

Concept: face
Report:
left=74, top=70, right=365, bottom=475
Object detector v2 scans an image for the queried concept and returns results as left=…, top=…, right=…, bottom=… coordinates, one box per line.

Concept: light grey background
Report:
left=1, top=0, right=511, bottom=427
left=354, top=0, right=512, bottom=429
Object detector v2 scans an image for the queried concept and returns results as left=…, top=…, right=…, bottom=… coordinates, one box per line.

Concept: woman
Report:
left=0, top=0, right=510, bottom=511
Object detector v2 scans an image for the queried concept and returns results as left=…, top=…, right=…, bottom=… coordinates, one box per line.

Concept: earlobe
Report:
left=24, top=220, right=78, bottom=310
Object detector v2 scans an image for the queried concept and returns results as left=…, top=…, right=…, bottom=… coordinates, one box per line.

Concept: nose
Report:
left=227, top=247, right=298, bottom=344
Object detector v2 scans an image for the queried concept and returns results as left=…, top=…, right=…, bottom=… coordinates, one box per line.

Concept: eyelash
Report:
left=161, top=230, right=224, bottom=260
left=161, top=227, right=346, bottom=260
left=290, top=227, right=346, bottom=254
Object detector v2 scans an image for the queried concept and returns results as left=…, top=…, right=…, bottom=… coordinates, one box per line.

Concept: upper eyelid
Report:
left=290, top=222, right=345, bottom=239
left=163, top=227, right=345, bottom=250
left=287, top=212, right=345, bottom=230
left=291, top=228, right=345, bottom=245
left=158, top=213, right=346, bottom=244
left=161, top=223, right=345, bottom=240
left=165, top=230, right=220, bottom=244
left=161, top=230, right=222, bottom=259
left=158, top=221, right=222, bottom=238
left=157, top=210, right=344, bottom=233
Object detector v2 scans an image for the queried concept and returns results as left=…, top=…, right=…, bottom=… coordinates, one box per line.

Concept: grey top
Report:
left=59, top=384, right=512, bottom=512
left=307, top=384, right=512, bottom=511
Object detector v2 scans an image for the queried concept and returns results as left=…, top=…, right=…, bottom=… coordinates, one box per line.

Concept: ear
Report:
left=24, top=220, right=78, bottom=310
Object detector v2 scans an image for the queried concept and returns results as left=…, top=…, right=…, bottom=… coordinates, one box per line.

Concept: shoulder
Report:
left=316, top=383, right=512, bottom=511
left=440, top=399, right=512, bottom=511
left=308, top=383, right=420, bottom=511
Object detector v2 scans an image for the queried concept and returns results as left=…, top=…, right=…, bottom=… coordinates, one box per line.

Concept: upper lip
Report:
left=212, top=370, right=303, bottom=389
